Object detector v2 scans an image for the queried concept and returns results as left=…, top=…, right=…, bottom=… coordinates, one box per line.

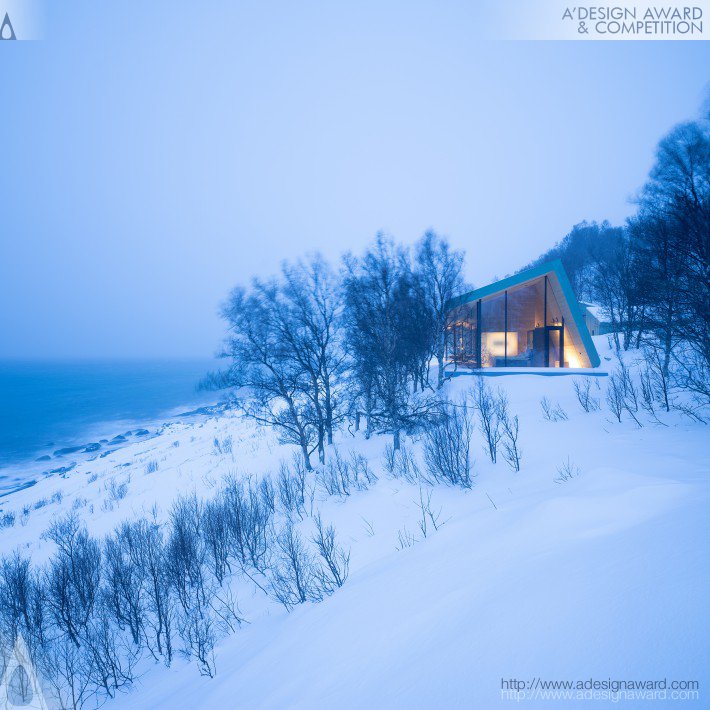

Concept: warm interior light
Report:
left=482, top=332, right=518, bottom=357
left=564, top=347, right=582, bottom=368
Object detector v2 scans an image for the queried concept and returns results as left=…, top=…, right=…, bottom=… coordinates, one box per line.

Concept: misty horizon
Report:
left=2, top=2, right=709, bottom=359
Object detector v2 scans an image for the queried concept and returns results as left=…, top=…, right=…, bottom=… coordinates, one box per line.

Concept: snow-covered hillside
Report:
left=1, top=336, right=708, bottom=709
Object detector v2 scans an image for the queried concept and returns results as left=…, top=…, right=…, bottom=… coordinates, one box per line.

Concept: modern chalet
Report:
left=446, top=260, right=601, bottom=370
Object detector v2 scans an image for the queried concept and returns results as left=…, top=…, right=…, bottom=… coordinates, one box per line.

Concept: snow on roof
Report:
left=579, top=302, right=607, bottom=322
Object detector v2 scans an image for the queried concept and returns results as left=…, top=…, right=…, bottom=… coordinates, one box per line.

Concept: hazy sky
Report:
left=1, top=1, right=709, bottom=358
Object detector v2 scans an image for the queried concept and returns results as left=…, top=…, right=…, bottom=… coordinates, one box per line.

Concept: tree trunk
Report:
left=662, top=309, right=673, bottom=412
left=354, top=411, right=360, bottom=432
left=634, top=304, right=646, bottom=349
left=662, top=303, right=673, bottom=378
left=300, top=443, right=312, bottom=471
left=318, top=436, right=325, bottom=465
left=393, top=429, right=400, bottom=451
left=324, top=377, right=334, bottom=445
left=436, top=330, right=445, bottom=389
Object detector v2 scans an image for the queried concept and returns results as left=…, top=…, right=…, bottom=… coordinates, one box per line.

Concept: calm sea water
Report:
left=0, top=359, right=219, bottom=469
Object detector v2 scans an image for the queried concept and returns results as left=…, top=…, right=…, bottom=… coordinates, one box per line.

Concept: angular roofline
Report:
left=447, top=259, right=601, bottom=368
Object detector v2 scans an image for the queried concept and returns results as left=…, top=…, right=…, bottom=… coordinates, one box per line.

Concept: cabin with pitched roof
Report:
left=446, top=260, right=600, bottom=370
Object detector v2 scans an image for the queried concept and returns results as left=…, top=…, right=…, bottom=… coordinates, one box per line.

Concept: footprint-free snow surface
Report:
left=2, top=337, right=707, bottom=709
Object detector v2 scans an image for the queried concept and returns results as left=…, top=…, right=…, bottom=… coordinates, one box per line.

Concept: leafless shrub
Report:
left=105, top=476, right=130, bottom=502
left=349, top=451, right=377, bottom=489
left=573, top=378, right=600, bottom=412
left=501, top=410, right=522, bottom=473
left=259, top=476, right=276, bottom=513
left=618, top=359, right=643, bottom=426
left=640, top=365, right=656, bottom=415
left=554, top=457, right=581, bottom=484
left=221, top=475, right=274, bottom=573
left=277, top=459, right=307, bottom=519
left=105, top=519, right=174, bottom=665
left=43, top=513, right=102, bottom=647
left=392, top=444, right=421, bottom=483
left=83, top=611, right=138, bottom=698
left=319, top=448, right=377, bottom=498
left=361, top=517, right=375, bottom=537
left=319, top=449, right=353, bottom=498
left=605, top=371, right=624, bottom=422
left=382, top=443, right=397, bottom=474
left=0, top=512, right=16, bottom=529
left=474, top=379, right=504, bottom=461
left=311, top=514, right=350, bottom=593
left=642, top=345, right=671, bottom=413
left=145, top=459, right=159, bottom=474
left=202, top=496, right=232, bottom=584
left=414, top=485, right=444, bottom=538
left=139, top=522, right=174, bottom=664
left=212, top=436, right=233, bottom=455
left=242, top=479, right=275, bottom=572
left=104, top=523, right=149, bottom=646
left=269, top=522, right=321, bottom=610
left=396, top=526, right=416, bottom=550
left=0, top=551, right=46, bottom=656
left=423, top=396, right=474, bottom=487
left=40, top=637, right=94, bottom=710
left=640, top=363, right=669, bottom=426
left=670, top=349, right=710, bottom=422
left=178, top=607, right=217, bottom=678
left=606, top=359, right=643, bottom=427
left=540, top=396, right=568, bottom=422
left=166, top=495, right=227, bottom=678
left=672, top=398, right=709, bottom=424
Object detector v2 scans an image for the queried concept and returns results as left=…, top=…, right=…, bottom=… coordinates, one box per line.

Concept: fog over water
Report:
left=0, top=359, right=218, bottom=473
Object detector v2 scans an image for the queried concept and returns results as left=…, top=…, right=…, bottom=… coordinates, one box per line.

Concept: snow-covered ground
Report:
left=1, top=336, right=708, bottom=708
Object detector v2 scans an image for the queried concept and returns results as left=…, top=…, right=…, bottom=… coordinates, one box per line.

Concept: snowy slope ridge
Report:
left=1, top=336, right=708, bottom=709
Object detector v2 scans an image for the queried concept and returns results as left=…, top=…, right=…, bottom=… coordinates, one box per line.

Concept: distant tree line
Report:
left=522, top=108, right=709, bottom=417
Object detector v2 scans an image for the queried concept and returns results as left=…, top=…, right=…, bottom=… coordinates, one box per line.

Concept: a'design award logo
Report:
left=1, top=11, right=17, bottom=40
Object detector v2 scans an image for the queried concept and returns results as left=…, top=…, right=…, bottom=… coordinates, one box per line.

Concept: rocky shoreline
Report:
left=0, top=400, right=228, bottom=498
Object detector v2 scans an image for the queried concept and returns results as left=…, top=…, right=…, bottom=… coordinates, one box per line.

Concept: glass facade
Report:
left=447, top=301, right=479, bottom=367
left=480, top=292, right=506, bottom=367
left=446, top=273, right=592, bottom=369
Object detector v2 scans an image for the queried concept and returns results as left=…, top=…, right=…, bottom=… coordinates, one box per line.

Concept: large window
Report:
left=446, top=273, right=591, bottom=369
left=480, top=292, right=506, bottom=367
left=447, top=302, right=478, bottom=366
left=545, top=276, right=587, bottom=368
left=505, top=279, right=545, bottom=367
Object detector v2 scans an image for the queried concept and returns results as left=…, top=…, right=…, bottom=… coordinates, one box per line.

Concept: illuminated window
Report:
left=446, top=262, right=598, bottom=370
